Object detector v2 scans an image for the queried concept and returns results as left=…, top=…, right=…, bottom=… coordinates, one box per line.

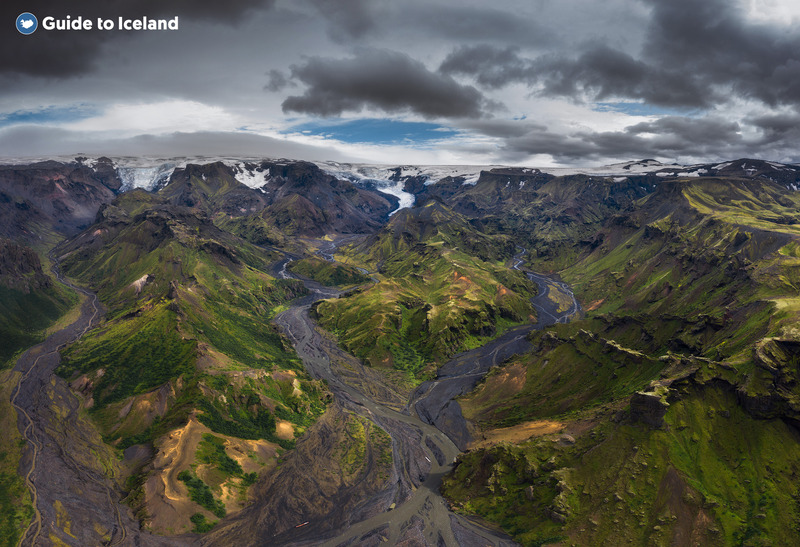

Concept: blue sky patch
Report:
left=594, top=102, right=702, bottom=117
left=285, top=119, right=457, bottom=145
left=0, top=105, right=98, bottom=128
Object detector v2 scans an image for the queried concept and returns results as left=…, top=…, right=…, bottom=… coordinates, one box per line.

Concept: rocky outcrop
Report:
left=445, top=168, right=553, bottom=216
left=161, top=161, right=269, bottom=215
left=0, top=159, right=121, bottom=241
left=0, top=238, right=51, bottom=292
left=258, top=160, right=398, bottom=235
left=630, top=389, right=670, bottom=428
left=737, top=338, right=800, bottom=421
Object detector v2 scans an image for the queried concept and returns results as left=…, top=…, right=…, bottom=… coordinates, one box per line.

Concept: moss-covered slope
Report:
left=314, top=201, right=537, bottom=377
left=53, top=193, right=329, bottom=533
left=0, top=239, right=77, bottom=367
left=443, top=176, right=800, bottom=545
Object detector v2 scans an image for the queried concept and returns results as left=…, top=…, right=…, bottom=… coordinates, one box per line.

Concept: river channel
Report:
left=11, top=244, right=579, bottom=547
left=266, top=245, right=580, bottom=546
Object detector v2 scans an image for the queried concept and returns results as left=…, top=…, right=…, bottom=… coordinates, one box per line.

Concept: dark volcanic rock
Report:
left=0, top=238, right=51, bottom=292
left=630, top=390, right=669, bottom=427
left=161, top=161, right=269, bottom=215
left=444, top=168, right=553, bottom=216
left=737, top=338, right=800, bottom=421
left=0, top=160, right=121, bottom=241
left=258, top=160, right=398, bottom=234
left=165, top=159, right=399, bottom=236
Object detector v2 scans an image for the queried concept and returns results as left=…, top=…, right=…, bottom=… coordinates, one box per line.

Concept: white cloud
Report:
left=252, top=126, right=492, bottom=165
left=746, top=0, right=800, bottom=25
left=64, top=100, right=239, bottom=135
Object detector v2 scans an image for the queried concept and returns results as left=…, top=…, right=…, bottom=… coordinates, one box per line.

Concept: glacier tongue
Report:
left=117, top=163, right=176, bottom=191
left=316, top=162, right=416, bottom=215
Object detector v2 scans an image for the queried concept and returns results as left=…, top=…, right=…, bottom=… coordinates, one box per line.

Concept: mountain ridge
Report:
left=4, top=154, right=800, bottom=545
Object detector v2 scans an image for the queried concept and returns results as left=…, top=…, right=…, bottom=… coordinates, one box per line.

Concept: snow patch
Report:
left=768, top=162, right=798, bottom=171
left=229, top=162, right=271, bottom=188
left=315, top=162, right=519, bottom=214
left=543, top=160, right=683, bottom=177
left=392, top=164, right=489, bottom=186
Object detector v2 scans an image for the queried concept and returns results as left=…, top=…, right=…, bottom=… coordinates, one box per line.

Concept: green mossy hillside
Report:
left=445, top=383, right=800, bottom=547
left=681, top=177, right=800, bottom=236
left=0, top=238, right=78, bottom=367
left=215, top=212, right=287, bottom=248
left=178, top=470, right=226, bottom=518
left=0, top=281, right=77, bottom=368
left=349, top=200, right=516, bottom=267
left=460, top=325, right=666, bottom=428
left=287, top=257, right=370, bottom=286
left=444, top=176, right=800, bottom=545
left=47, top=187, right=339, bottom=534
left=195, top=371, right=328, bottom=449
left=53, top=191, right=330, bottom=529
left=555, top=179, right=800, bottom=364
left=58, top=301, right=195, bottom=409
left=450, top=174, right=655, bottom=271
left=159, top=161, right=267, bottom=217
left=58, top=202, right=282, bottom=310
left=315, top=203, right=536, bottom=376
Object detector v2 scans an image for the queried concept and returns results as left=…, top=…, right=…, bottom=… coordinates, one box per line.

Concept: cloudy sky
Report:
left=2, top=0, right=800, bottom=166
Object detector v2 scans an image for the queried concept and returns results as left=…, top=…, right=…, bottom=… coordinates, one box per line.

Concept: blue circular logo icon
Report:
left=16, top=12, right=38, bottom=35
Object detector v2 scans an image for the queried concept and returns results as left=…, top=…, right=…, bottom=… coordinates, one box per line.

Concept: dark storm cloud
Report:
left=282, top=49, right=493, bottom=119
left=439, top=44, right=712, bottom=107
left=305, top=2, right=554, bottom=48
left=640, top=0, right=800, bottom=108
left=458, top=118, right=542, bottom=139
left=496, top=116, right=746, bottom=162
left=440, top=45, right=533, bottom=89
left=1, top=0, right=274, bottom=77
left=624, top=117, right=741, bottom=142
left=587, top=117, right=744, bottom=159
left=440, top=0, right=800, bottom=111
left=748, top=112, right=800, bottom=146
left=534, top=47, right=716, bottom=108
left=265, top=69, right=291, bottom=92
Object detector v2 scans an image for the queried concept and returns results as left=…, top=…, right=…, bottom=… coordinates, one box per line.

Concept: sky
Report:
left=2, top=0, right=800, bottom=166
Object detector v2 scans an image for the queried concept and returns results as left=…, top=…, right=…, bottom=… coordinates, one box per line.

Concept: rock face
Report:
left=0, top=238, right=51, bottom=292
left=630, top=390, right=669, bottom=427
left=737, top=338, right=800, bottom=421
left=257, top=160, right=399, bottom=235
left=161, top=161, right=269, bottom=215
left=0, top=158, right=121, bottom=242
left=202, top=404, right=396, bottom=546
left=163, top=160, right=399, bottom=236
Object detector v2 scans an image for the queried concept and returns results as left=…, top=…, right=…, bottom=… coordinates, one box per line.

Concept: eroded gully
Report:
left=11, top=253, right=180, bottom=547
